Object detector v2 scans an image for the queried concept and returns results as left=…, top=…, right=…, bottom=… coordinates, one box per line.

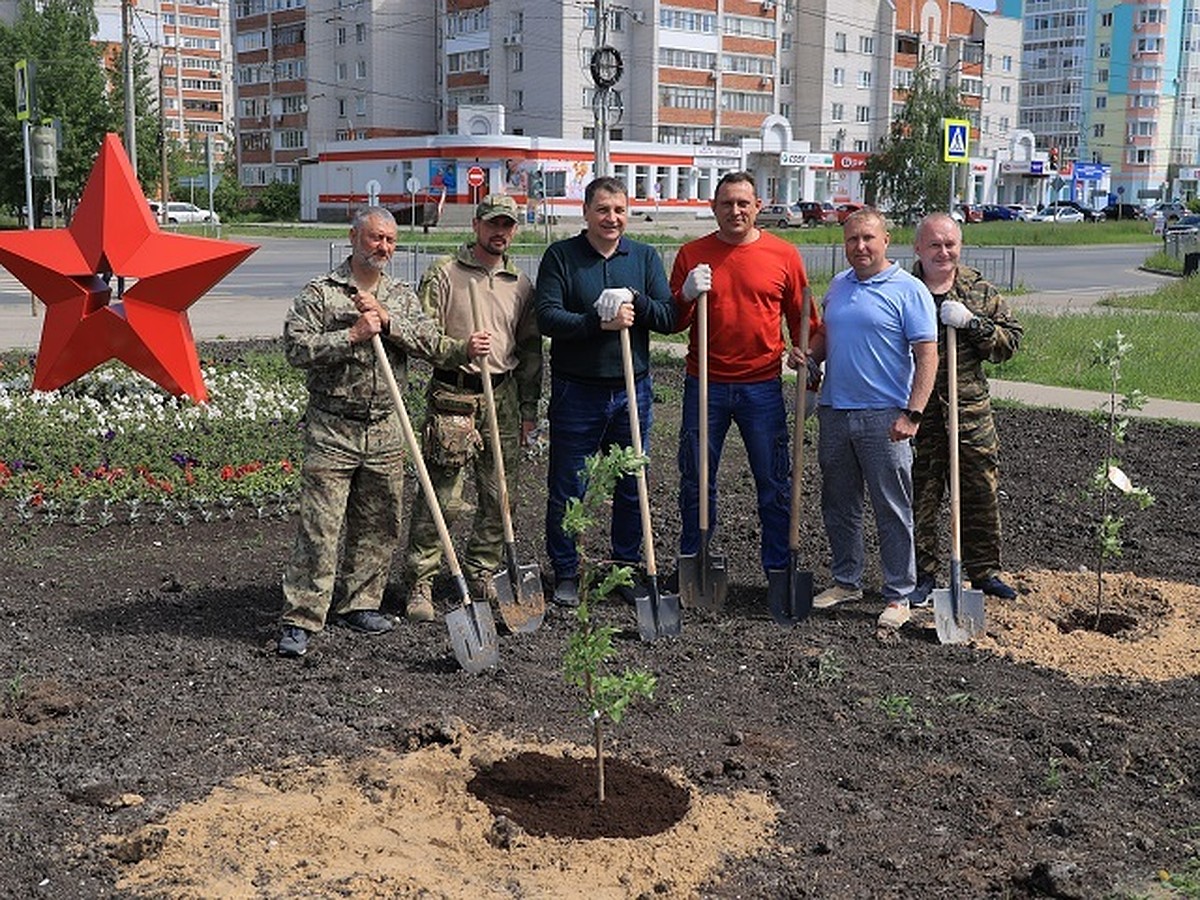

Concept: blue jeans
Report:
left=545, top=373, right=654, bottom=580
left=677, top=375, right=791, bottom=573
left=816, top=406, right=916, bottom=602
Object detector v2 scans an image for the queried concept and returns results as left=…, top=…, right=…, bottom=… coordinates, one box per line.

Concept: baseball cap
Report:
left=476, top=194, right=520, bottom=222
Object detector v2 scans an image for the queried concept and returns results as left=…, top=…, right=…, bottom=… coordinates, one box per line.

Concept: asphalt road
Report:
left=0, top=234, right=1168, bottom=350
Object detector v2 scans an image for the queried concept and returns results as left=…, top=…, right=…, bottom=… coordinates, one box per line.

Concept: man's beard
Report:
left=356, top=250, right=389, bottom=272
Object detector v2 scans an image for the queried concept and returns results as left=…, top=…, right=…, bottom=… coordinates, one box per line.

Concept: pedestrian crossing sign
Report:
left=943, top=119, right=969, bottom=163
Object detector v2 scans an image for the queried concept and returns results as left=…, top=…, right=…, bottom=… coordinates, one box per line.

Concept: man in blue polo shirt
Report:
left=535, top=176, right=677, bottom=605
left=807, top=208, right=937, bottom=630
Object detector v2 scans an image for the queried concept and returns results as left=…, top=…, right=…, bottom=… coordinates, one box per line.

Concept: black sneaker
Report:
left=277, top=625, right=309, bottom=657
left=972, top=575, right=1017, bottom=600
left=552, top=576, right=579, bottom=607
left=908, top=572, right=937, bottom=608
left=335, top=609, right=395, bottom=634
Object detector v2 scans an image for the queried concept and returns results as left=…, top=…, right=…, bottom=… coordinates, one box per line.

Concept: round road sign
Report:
left=467, top=166, right=485, bottom=188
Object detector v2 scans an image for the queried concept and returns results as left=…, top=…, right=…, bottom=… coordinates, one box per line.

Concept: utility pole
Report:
left=122, top=0, right=137, bottom=175
left=159, top=66, right=169, bottom=222
left=592, top=0, right=609, bottom=178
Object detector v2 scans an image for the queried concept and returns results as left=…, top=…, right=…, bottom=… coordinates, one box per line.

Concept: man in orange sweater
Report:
left=670, top=172, right=821, bottom=583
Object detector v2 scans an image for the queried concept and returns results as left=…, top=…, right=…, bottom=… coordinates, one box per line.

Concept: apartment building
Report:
left=1005, top=0, right=1200, bottom=204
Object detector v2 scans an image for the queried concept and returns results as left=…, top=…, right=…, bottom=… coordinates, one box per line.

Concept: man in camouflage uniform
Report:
left=277, top=206, right=490, bottom=657
left=402, top=194, right=542, bottom=622
left=909, top=212, right=1023, bottom=605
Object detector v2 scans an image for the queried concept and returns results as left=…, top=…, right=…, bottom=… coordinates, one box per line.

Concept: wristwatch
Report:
left=903, top=408, right=923, bottom=424
left=967, top=316, right=982, bottom=332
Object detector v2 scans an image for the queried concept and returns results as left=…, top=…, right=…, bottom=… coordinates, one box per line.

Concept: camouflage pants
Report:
left=912, top=399, right=1002, bottom=582
left=405, top=376, right=523, bottom=586
left=280, top=405, right=405, bottom=631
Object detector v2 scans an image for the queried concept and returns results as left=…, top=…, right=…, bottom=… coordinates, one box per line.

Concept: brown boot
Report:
left=467, top=572, right=499, bottom=603
left=406, top=582, right=435, bottom=623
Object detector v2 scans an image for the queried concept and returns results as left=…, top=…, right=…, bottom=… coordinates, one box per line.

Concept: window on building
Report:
left=355, top=95, right=366, bottom=116
left=859, top=35, right=874, bottom=54
left=275, top=129, right=306, bottom=150
left=854, top=139, right=869, bottom=152
left=356, top=22, right=365, bottom=42
left=781, top=33, right=792, bottom=50
left=1000, top=85, right=1011, bottom=102
left=659, top=9, right=717, bottom=33
left=1002, top=55, right=1012, bottom=71
left=834, top=32, right=846, bottom=52
left=999, top=116, right=1010, bottom=132
left=893, top=68, right=912, bottom=89
left=1098, top=68, right=1108, bottom=82
left=831, top=101, right=844, bottom=121
left=833, top=66, right=844, bottom=86
left=1096, top=96, right=1107, bottom=108
left=1094, top=123, right=1105, bottom=137
left=336, top=26, right=346, bottom=44
left=1101, top=12, right=1112, bottom=26
left=855, top=104, right=870, bottom=122
left=858, top=70, right=871, bottom=88
left=513, top=50, right=523, bottom=72
left=781, top=67, right=791, bottom=86
left=1099, top=42, right=1110, bottom=58
left=981, top=115, right=989, bottom=132
left=513, top=89, right=523, bottom=109
left=779, top=102, right=790, bottom=118
left=336, top=61, right=347, bottom=81
left=336, top=97, right=346, bottom=117
left=355, top=59, right=366, bottom=79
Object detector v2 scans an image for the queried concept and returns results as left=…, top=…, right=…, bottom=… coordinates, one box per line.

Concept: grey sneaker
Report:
left=813, top=583, right=863, bottom=609
left=406, top=583, right=436, bottom=623
left=908, top=572, right=936, bottom=608
left=335, top=609, right=395, bottom=634
left=277, top=625, right=309, bottom=658
left=878, top=602, right=912, bottom=629
left=552, top=576, right=579, bottom=607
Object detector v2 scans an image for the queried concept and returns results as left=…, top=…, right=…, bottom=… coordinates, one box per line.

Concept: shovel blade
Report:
left=633, top=577, right=682, bottom=641
left=766, top=559, right=813, bottom=627
left=493, top=561, right=545, bottom=634
left=932, top=584, right=986, bottom=644
left=445, top=602, right=500, bottom=674
left=677, top=549, right=728, bottom=613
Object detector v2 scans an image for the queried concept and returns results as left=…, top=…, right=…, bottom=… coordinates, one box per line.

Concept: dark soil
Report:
left=3, top=346, right=1200, bottom=899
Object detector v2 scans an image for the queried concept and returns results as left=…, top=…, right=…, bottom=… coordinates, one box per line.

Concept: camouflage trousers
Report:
left=281, top=405, right=405, bottom=631
left=912, top=399, right=1003, bottom=582
left=404, top=376, right=523, bottom=587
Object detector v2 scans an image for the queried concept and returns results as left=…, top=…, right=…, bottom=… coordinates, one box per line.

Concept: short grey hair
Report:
left=915, top=211, right=961, bottom=243
left=351, top=205, right=396, bottom=232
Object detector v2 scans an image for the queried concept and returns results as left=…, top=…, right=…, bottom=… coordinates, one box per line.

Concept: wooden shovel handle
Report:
left=697, top=291, right=710, bottom=532
left=788, top=288, right=813, bottom=553
left=468, top=280, right=517, bottom=545
left=620, top=327, right=659, bottom=579
left=946, top=325, right=963, bottom=564
left=371, top=334, right=466, bottom=587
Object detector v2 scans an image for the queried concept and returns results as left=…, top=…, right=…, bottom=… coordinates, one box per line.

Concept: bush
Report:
left=256, top=182, right=301, bottom=221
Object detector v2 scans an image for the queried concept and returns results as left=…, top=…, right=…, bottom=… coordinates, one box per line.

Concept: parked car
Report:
left=951, top=204, right=984, bottom=224
left=1030, top=207, right=1084, bottom=224
left=1148, top=200, right=1189, bottom=222
left=794, top=200, right=837, bottom=226
left=980, top=204, right=1018, bottom=221
left=149, top=201, right=220, bottom=225
left=760, top=203, right=808, bottom=228
left=1043, top=199, right=1103, bottom=222
left=1101, top=203, right=1146, bottom=221
left=1006, top=204, right=1038, bottom=221
left=1164, top=214, right=1200, bottom=235
left=834, top=202, right=864, bottom=223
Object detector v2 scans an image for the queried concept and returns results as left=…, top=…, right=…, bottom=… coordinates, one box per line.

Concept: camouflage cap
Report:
left=475, top=193, right=520, bottom=222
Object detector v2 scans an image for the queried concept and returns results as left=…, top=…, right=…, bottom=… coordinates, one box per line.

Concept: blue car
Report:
left=981, top=204, right=1018, bottom=221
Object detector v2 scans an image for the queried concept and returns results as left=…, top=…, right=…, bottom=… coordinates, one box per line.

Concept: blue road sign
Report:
left=943, top=119, right=970, bottom=163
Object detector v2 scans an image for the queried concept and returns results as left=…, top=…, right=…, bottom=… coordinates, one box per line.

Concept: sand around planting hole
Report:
left=110, top=727, right=778, bottom=898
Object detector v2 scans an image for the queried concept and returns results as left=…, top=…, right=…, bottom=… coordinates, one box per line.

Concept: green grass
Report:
left=769, top=219, right=1160, bottom=247
left=1101, top=276, right=1200, bottom=313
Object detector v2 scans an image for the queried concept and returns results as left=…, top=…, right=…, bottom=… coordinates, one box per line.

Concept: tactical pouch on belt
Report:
left=425, top=388, right=482, bottom=467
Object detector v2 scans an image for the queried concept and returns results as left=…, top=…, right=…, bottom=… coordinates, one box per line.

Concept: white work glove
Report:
left=682, top=264, right=712, bottom=301
left=939, top=299, right=975, bottom=329
left=594, top=287, right=634, bottom=321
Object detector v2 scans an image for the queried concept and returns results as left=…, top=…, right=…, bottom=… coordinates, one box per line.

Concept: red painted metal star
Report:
left=0, top=133, right=256, bottom=402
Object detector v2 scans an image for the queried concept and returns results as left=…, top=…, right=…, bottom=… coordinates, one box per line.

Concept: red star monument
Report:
left=0, top=134, right=256, bottom=402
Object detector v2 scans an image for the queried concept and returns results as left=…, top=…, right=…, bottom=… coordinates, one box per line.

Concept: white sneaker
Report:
left=813, top=584, right=863, bottom=609
left=877, top=602, right=912, bottom=629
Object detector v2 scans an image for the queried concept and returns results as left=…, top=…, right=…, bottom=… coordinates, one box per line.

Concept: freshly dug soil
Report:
left=3, top=348, right=1199, bottom=899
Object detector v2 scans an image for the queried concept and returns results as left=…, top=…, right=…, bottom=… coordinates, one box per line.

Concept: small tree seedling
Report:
left=561, top=446, right=657, bottom=804
left=1090, top=331, right=1154, bottom=626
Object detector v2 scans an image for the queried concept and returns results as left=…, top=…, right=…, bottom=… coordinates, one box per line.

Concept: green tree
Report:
left=106, top=41, right=162, bottom=195
left=0, top=0, right=120, bottom=219
left=862, top=60, right=968, bottom=223
left=256, top=180, right=300, bottom=221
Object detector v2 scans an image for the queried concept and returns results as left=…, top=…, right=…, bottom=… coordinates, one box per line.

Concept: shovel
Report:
left=371, top=334, right=499, bottom=673
left=932, top=325, right=987, bottom=644
left=619, top=327, right=682, bottom=641
left=766, top=289, right=815, bottom=626
left=677, top=291, right=728, bottom=612
left=468, top=281, right=544, bottom=634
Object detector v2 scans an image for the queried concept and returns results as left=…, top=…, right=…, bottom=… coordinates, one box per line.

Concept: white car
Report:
left=1006, top=204, right=1038, bottom=221
left=150, top=201, right=220, bottom=225
left=1030, top=207, right=1084, bottom=224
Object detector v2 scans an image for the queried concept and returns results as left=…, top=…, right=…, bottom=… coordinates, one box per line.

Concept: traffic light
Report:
left=1049, top=147, right=1059, bottom=169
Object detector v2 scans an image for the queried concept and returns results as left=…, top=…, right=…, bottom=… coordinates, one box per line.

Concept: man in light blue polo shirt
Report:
left=807, top=208, right=937, bottom=629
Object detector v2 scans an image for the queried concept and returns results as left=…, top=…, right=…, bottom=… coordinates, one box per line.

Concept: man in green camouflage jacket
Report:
left=276, top=206, right=490, bottom=658
left=910, top=212, right=1024, bottom=605
left=402, top=194, right=543, bottom=622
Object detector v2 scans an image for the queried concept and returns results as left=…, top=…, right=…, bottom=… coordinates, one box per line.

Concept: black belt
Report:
left=433, top=368, right=509, bottom=392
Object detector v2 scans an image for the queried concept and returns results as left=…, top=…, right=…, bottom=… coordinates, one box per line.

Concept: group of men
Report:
left=275, top=173, right=1020, bottom=657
